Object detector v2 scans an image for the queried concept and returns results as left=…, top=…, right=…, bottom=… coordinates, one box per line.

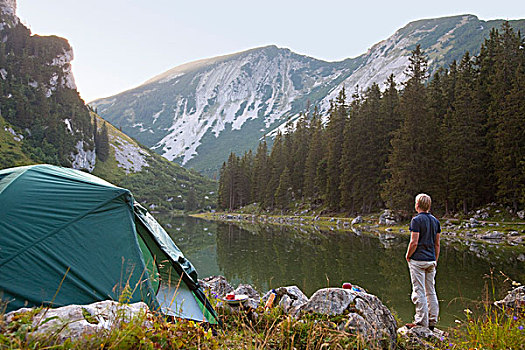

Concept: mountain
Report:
left=0, top=0, right=216, bottom=211
left=91, top=14, right=525, bottom=177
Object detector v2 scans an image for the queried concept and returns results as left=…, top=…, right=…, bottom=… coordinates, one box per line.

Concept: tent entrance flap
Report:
left=133, top=204, right=219, bottom=324
left=157, top=280, right=206, bottom=321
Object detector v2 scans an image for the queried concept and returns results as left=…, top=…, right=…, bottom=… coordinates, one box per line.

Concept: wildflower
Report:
left=455, top=320, right=461, bottom=324
left=464, top=308, right=472, bottom=315
left=514, top=316, right=518, bottom=321
left=519, top=326, right=524, bottom=330
left=511, top=281, right=521, bottom=287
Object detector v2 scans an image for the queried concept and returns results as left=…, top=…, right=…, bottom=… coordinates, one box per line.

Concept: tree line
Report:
left=218, top=23, right=525, bottom=215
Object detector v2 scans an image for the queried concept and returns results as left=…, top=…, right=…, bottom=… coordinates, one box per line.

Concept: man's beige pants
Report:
left=408, top=260, right=439, bottom=327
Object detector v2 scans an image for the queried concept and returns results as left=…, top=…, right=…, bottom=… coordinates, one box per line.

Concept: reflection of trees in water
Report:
left=215, top=222, right=406, bottom=297
left=215, top=221, right=525, bottom=326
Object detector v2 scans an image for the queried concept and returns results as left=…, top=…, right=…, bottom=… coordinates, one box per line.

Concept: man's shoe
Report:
left=405, top=323, right=418, bottom=329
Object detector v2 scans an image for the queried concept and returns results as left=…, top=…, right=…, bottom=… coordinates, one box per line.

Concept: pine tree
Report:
left=339, top=87, right=362, bottom=212
left=303, top=107, right=325, bottom=200
left=238, top=150, right=253, bottom=207
left=251, top=140, right=269, bottom=205
left=490, top=23, right=525, bottom=211
left=218, top=161, right=229, bottom=210
left=275, top=166, right=292, bottom=209
left=290, top=115, right=309, bottom=198
left=382, top=45, right=440, bottom=212
left=96, top=121, right=110, bottom=162
left=325, top=88, right=348, bottom=210
left=443, top=53, right=489, bottom=213
left=266, top=133, right=286, bottom=208
left=185, top=187, right=198, bottom=212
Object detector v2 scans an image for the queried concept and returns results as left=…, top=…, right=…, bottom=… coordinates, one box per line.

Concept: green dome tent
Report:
left=0, top=164, right=218, bottom=324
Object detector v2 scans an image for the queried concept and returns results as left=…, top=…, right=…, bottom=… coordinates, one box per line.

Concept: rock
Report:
left=397, top=325, right=444, bottom=349
left=234, top=284, right=260, bottom=309
left=299, top=288, right=356, bottom=316
left=4, top=301, right=151, bottom=344
left=298, top=288, right=396, bottom=348
left=478, top=231, right=503, bottom=240
left=517, top=210, right=525, bottom=220
left=518, top=253, right=525, bottom=262
left=199, top=275, right=234, bottom=297
left=262, top=286, right=309, bottom=315
left=340, top=313, right=372, bottom=337
left=379, top=210, right=398, bottom=225
left=494, top=286, right=525, bottom=310
left=469, top=218, right=480, bottom=227
left=352, top=216, right=363, bottom=225
left=385, top=219, right=396, bottom=225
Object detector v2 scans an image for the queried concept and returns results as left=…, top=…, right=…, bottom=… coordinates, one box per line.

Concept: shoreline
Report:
left=191, top=211, right=525, bottom=254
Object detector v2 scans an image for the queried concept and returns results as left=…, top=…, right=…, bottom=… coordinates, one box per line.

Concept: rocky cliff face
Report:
left=92, top=15, right=525, bottom=176
left=0, top=0, right=16, bottom=16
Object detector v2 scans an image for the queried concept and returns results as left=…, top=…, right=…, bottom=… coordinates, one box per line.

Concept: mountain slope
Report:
left=91, top=112, right=217, bottom=211
left=0, top=0, right=216, bottom=210
left=92, top=15, right=525, bottom=177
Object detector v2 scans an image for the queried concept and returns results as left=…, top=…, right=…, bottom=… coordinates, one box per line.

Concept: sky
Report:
left=16, top=0, right=525, bottom=103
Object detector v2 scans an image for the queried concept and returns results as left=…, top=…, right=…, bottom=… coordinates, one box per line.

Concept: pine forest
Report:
left=217, top=23, right=525, bottom=215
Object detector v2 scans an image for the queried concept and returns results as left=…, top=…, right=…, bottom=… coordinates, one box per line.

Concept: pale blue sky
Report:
left=17, top=0, right=524, bottom=102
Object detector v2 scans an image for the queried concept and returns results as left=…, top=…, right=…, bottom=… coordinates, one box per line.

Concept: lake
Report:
left=158, top=215, right=525, bottom=327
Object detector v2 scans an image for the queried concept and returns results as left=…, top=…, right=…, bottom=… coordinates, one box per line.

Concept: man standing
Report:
left=405, top=193, right=441, bottom=330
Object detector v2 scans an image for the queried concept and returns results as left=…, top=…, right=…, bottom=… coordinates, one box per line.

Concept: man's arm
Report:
left=406, top=231, right=419, bottom=262
left=434, top=232, right=440, bottom=262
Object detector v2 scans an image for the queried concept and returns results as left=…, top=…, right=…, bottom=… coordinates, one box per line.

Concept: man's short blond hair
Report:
left=415, top=193, right=431, bottom=212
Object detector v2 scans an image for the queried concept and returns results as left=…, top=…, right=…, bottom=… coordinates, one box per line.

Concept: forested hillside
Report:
left=218, top=23, right=525, bottom=215
left=0, top=8, right=94, bottom=169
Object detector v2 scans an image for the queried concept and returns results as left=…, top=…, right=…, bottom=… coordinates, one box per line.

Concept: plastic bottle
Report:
left=265, top=289, right=276, bottom=308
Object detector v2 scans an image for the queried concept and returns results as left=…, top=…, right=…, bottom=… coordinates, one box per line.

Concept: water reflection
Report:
left=158, top=215, right=524, bottom=327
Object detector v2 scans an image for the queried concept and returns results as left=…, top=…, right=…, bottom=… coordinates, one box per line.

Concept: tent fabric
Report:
left=134, top=204, right=217, bottom=323
left=0, top=164, right=217, bottom=324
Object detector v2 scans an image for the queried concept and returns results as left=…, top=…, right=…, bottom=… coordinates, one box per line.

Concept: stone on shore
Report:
left=494, top=286, right=524, bottom=310
left=397, top=325, right=446, bottom=349
left=4, top=301, right=151, bottom=344
left=199, top=275, right=234, bottom=298
left=261, top=286, right=309, bottom=315
left=298, top=287, right=397, bottom=348
left=233, top=284, right=260, bottom=309
left=352, top=216, right=363, bottom=225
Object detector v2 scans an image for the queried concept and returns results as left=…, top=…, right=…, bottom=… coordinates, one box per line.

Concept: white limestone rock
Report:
left=4, top=301, right=151, bottom=344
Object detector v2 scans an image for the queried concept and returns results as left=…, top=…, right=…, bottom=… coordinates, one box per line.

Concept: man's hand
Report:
left=406, top=231, right=419, bottom=263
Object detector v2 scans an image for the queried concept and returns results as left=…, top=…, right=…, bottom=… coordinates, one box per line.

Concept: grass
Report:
left=2, top=293, right=523, bottom=349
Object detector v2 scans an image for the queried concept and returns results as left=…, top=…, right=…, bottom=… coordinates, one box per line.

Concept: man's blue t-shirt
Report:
left=409, top=212, right=441, bottom=261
